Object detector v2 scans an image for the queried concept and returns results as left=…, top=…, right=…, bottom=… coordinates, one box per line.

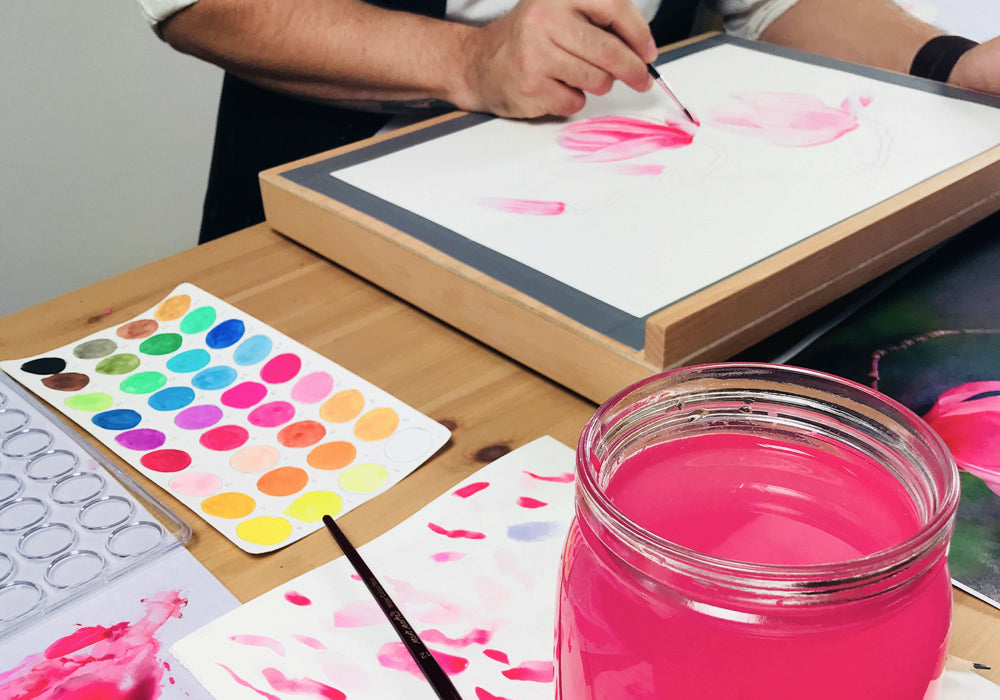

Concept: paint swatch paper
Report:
left=171, top=436, right=576, bottom=700
left=0, top=546, right=240, bottom=700
left=328, top=40, right=1000, bottom=319
left=1, top=283, right=451, bottom=554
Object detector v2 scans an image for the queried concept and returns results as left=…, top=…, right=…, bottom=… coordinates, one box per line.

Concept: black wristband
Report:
left=909, top=35, right=979, bottom=82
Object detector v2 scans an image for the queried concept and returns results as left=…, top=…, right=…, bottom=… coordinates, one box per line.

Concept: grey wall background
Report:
left=1, top=2, right=223, bottom=317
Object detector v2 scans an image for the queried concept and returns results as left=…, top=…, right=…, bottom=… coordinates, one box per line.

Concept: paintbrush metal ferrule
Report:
left=647, top=63, right=698, bottom=125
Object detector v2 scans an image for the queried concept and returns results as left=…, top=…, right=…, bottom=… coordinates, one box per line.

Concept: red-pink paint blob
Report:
left=140, top=449, right=192, bottom=473
left=200, top=424, right=250, bottom=451
left=421, top=628, right=492, bottom=647
left=290, top=371, right=335, bottom=404
left=248, top=401, right=296, bottom=428
left=260, top=353, right=302, bottom=384
left=706, top=91, right=865, bottom=147
left=262, top=667, right=346, bottom=700
left=284, top=590, right=312, bottom=606
left=1, top=590, right=186, bottom=700
left=476, top=198, right=565, bottom=215
left=377, top=641, right=469, bottom=679
left=525, top=471, right=575, bottom=483
left=229, top=634, right=286, bottom=656
left=428, top=522, right=486, bottom=540
left=502, top=660, right=555, bottom=682
left=453, top=482, right=489, bottom=498
left=558, top=116, right=695, bottom=162
left=484, top=649, right=511, bottom=664
left=221, top=381, right=269, bottom=409
left=476, top=687, right=514, bottom=700
left=517, top=497, right=548, bottom=508
left=431, top=551, right=467, bottom=562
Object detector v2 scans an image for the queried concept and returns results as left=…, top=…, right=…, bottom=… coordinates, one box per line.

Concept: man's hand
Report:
left=455, top=0, right=658, bottom=118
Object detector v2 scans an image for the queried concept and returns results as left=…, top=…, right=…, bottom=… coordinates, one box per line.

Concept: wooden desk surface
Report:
left=1, top=223, right=998, bottom=682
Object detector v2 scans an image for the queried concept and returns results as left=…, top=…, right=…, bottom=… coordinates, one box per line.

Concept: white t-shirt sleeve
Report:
left=708, top=0, right=801, bottom=40
left=135, top=0, right=199, bottom=28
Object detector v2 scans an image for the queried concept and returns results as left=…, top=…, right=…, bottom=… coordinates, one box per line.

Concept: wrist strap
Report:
left=910, top=35, right=979, bottom=82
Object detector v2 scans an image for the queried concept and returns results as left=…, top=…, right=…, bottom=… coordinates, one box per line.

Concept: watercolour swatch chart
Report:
left=1, top=283, right=451, bottom=553
left=171, top=436, right=576, bottom=700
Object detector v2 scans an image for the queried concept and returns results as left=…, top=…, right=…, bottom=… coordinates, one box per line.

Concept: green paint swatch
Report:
left=180, top=306, right=217, bottom=334
left=139, top=333, right=182, bottom=356
left=120, top=371, right=168, bottom=394
left=95, top=354, right=140, bottom=375
left=65, top=392, right=114, bottom=412
left=74, top=338, right=117, bottom=359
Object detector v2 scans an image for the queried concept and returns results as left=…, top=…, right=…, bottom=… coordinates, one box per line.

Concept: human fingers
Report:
left=552, top=15, right=653, bottom=93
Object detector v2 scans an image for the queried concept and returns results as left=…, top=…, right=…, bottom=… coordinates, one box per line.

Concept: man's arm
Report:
left=159, top=0, right=659, bottom=118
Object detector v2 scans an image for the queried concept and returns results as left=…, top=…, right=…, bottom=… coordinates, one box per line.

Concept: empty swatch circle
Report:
left=180, top=306, right=217, bottom=334
left=74, top=339, right=117, bottom=360
left=339, top=463, right=388, bottom=493
left=248, top=401, right=295, bottom=428
left=117, top=319, right=158, bottom=340
left=25, top=450, right=78, bottom=481
left=237, top=516, right=292, bottom=546
left=175, top=404, right=223, bottom=430
left=257, top=467, right=309, bottom=497
left=20, top=357, right=67, bottom=375
left=0, top=409, right=29, bottom=434
left=206, top=319, right=245, bottom=349
left=221, top=381, right=268, bottom=409
left=284, top=491, right=342, bottom=522
left=192, top=366, right=238, bottom=391
left=0, top=474, right=23, bottom=502
left=95, top=354, right=140, bottom=375
left=230, top=445, right=280, bottom=473
left=51, top=472, right=105, bottom=504
left=319, top=390, right=364, bottom=423
left=354, top=407, right=399, bottom=441
left=0, top=552, right=14, bottom=583
left=3, top=430, right=54, bottom=458
left=0, top=581, right=44, bottom=618
left=167, top=348, right=211, bottom=373
left=148, top=386, right=195, bottom=411
left=291, top=372, right=334, bottom=404
left=277, top=420, right=326, bottom=448
left=307, top=441, right=356, bottom=470
left=155, top=293, right=191, bottom=321
left=200, top=425, right=249, bottom=451
left=18, top=523, right=77, bottom=559
left=260, top=353, right=302, bottom=384
left=65, top=392, right=113, bottom=412
left=169, top=471, right=221, bottom=497
left=141, top=449, right=192, bottom=473
left=120, top=371, right=167, bottom=395
left=384, top=427, right=435, bottom=462
left=201, top=492, right=256, bottom=519
left=42, top=373, right=90, bottom=392
left=233, top=335, right=273, bottom=366
left=93, top=409, right=142, bottom=431
left=0, top=498, right=50, bottom=532
left=115, top=428, right=166, bottom=451
left=79, top=496, right=134, bottom=530
left=45, top=550, right=106, bottom=588
left=139, top=333, right=182, bottom=356
left=106, top=521, right=165, bottom=558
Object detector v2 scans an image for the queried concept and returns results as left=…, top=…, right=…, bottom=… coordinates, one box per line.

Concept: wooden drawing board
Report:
left=260, top=34, right=1000, bottom=403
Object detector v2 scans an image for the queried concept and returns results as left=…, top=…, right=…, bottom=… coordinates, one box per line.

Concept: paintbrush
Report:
left=321, top=514, right=464, bottom=700
left=647, top=63, right=698, bottom=125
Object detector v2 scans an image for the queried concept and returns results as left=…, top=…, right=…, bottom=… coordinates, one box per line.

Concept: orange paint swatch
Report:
left=319, top=389, right=364, bottom=423
left=155, top=294, right=192, bottom=321
left=354, top=407, right=400, bottom=441
left=201, top=491, right=256, bottom=519
left=277, top=420, right=326, bottom=448
left=307, top=441, right=356, bottom=470
left=257, top=467, right=309, bottom=497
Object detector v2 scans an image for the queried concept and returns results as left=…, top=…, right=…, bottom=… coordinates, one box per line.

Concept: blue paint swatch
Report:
left=192, top=366, right=238, bottom=391
left=206, top=319, right=246, bottom=349
left=233, top=334, right=273, bottom=366
left=166, top=349, right=211, bottom=374
left=92, top=409, right=142, bottom=431
left=148, top=386, right=196, bottom=411
left=507, top=521, right=561, bottom=542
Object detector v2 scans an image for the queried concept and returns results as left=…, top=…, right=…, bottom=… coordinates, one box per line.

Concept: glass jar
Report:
left=555, top=363, right=959, bottom=699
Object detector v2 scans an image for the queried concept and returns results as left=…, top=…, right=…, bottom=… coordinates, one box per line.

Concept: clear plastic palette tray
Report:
left=0, top=369, right=191, bottom=635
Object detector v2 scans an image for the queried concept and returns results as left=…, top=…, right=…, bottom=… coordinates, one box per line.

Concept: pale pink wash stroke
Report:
left=476, top=198, right=566, bottom=215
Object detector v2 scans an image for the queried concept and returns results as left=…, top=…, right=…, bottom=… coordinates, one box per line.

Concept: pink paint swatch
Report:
left=262, top=667, right=346, bottom=700
left=483, top=649, right=511, bottom=664
left=428, top=522, right=487, bottom=539
left=284, top=590, right=313, bottom=606
left=476, top=198, right=565, bottom=216
left=615, top=163, right=665, bottom=176
left=431, top=551, right=468, bottom=562
left=420, top=627, right=493, bottom=647
left=524, top=471, right=574, bottom=483
left=517, top=496, right=548, bottom=508
left=229, top=634, right=286, bottom=656
left=453, top=481, right=490, bottom=498
left=557, top=116, right=695, bottom=162
left=705, top=91, right=867, bottom=147
left=476, top=687, right=514, bottom=700
left=333, top=600, right=385, bottom=628
left=376, top=641, right=469, bottom=678
left=502, top=660, right=555, bottom=682
left=293, top=634, right=327, bottom=650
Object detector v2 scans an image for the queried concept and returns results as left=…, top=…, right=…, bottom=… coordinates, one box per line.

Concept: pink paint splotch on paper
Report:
left=219, top=663, right=347, bottom=700
left=376, top=641, right=470, bottom=678
left=705, top=91, right=873, bottom=147
left=229, top=634, right=286, bottom=656
left=502, top=659, right=555, bottom=682
left=557, top=116, right=696, bottom=161
left=428, top=522, right=487, bottom=539
left=476, top=198, right=566, bottom=215
left=525, top=471, right=574, bottom=483
left=284, top=590, right=313, bottom=606
left=0, top=590, right=185, bottom=700
left=454, top=482, right=490, bottom=498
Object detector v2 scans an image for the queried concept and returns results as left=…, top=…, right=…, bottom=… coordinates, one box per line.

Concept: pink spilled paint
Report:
left=376, top=642, right=470, bottom=678
left=229, top=634, right=286, bottom=656
left=476, top=687, right=515, bottom=700
left=705, top=91, right=870, bottom=147
left=476, top=198, right=565, bottom=215
left=293, top=635, right=327, bottom=650
left=557, top=116, right=695, bottom=162
left=262, top=667, right=346, bottom=700
left=484, top=649, right=511, bottom=664
left=517, top=496, right=548, bottom=509
left=524, top=471, right=574, bottom=483
left=284, top=590, right=313, bottom=606
left=428, top=522, right=487, bottom=539
left=453, top=481, right=490, bottom=498
left=502, top=660, right=555, bottom=682
left=421, top=627, right=493, bottom=647
left=0, top=590, right=186, bottom=700
left=431, top=551, right=468, bottom=562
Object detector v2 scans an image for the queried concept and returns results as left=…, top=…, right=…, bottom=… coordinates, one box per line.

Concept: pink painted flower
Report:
left=923, top=381, right=1000, bottom=496
left=557, top=116, right=696, bottom=161
left=705, top=92, right=863, bottom=147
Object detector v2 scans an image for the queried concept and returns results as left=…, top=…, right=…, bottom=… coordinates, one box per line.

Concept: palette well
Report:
left=0, top=369, right=190, bottom=636
left=1, top=283, right=451, bottom=554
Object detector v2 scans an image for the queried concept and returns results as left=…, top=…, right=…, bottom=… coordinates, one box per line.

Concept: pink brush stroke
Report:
left=476, top=198, right=566, bottom=215
left=516, top=496, right=548, bottom=509
left=230, top=634, right=286, bottom=656
left=333, top=600, right=385, bottom=628
left=524, top=471, right=574, bottom=483
left=428, top=522, right=487, bottom=539
left=557, top=116, right=696, bottom=162
left=484, top=649, right=511, bottom=664
left=376, top=641, right=470, bottom=678
left=453, top=482, right=490, bottom=498
left=284, top=590, right=312, bottom=606
left=420, top=627, right=493, bottom=647
left=431, top=551, right=468, bottom=562
left=502, top=660, right=555, bottom=682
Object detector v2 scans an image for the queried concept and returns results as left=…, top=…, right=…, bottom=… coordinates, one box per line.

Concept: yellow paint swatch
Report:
left=319, top=389, right=364, bottom=423
left=284, top=490, right=343, bottom=523
left=155, top=294, right=192, bottom=321
left=237, top=516, right=292, bottom=546
left=201, top=491, right=256, bottom=519
left=338, top=463, right=388, bottom=493
left=354, top=407, right=400, bottom=441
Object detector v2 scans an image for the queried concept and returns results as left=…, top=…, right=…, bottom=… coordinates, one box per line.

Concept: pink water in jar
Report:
left=555, top=364, right=959, bottom=699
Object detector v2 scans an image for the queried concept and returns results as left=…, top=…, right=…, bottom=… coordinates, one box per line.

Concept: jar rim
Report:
left=576, top=363, right=961, bottom=590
